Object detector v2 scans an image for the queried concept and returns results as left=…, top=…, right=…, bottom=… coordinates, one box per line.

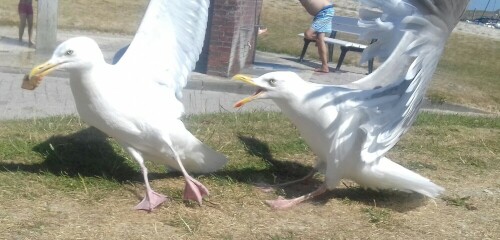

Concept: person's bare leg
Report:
left=27, top=14, right=34, bottom=47
left=19, top=13, right=27, bottom=43
left=258, top=27, right=267, bottom=35
left=315, top=32, right=329, bottom=73
left=304, top=28, right=316, bottom=41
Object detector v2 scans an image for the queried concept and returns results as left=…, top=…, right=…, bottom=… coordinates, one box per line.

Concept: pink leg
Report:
left=265, top=184, right=327, bottom=210
left=183, top=175, right=209, bottom=204
left=126, top=147, right=167, bottom=211
left=258, top=169, right=317, bottom=193
left=168, top=145, right=209, bottom=205
left=134, top=186, right=168, bottom=211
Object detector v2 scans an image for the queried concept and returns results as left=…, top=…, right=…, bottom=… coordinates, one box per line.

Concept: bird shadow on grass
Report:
left=0, top=127, right=159, bottom=183
left=230, top=134, right=427, bottom=212
left=212, top=134, right=317, bottom=185
left=317, top=187, right=427, bottom=213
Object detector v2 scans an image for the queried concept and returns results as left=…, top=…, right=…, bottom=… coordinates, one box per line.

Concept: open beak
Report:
left=233, top=74, right=265, bottom=108
left=21, top=61, right=59, bottom=90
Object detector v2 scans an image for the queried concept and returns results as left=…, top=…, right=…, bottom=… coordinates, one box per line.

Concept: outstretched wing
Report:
left=350, top=0, right=469, bottom=162
left=115, top=0, right=210, bottom=99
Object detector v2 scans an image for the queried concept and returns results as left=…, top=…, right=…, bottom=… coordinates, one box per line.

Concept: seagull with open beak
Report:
left=232, top=0, right=468, bottom=210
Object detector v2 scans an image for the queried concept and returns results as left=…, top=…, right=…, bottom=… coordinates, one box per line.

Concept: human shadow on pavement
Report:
left=1, top=36, right=20, bottom=46
left=0, top=35, right=34, bottom=48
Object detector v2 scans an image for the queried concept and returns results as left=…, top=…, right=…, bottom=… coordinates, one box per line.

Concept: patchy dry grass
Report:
left=0, top=0, right=148, bottom=34
left=0, top=112, right=499, bottom=239
left=431, top=33, right=500, bottom=113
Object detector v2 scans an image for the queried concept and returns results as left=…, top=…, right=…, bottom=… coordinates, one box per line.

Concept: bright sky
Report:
left=467, top=0, right=499, bottom=11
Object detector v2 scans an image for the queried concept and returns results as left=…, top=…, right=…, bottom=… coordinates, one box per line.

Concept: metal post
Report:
left=36, top=0, right=58, bottom=52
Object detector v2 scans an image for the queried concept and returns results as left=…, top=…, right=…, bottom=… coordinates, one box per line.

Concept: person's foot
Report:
left=314, top=67, right=329, bottom=73
left=28, top=42, right=35, bottom=48
left=258, top=27, right=268, bottom=35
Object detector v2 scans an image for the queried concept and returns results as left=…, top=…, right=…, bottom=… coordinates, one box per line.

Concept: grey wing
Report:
left=349, top=0, right=469, bottom=163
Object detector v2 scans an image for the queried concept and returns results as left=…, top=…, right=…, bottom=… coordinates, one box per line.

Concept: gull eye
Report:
left=65, top=50, right=74, bottom=56
left=268, top=78, right=276, bottom=86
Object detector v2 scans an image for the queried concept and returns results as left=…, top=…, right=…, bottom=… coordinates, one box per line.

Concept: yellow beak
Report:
left=21, top=61, right=59, bottom=90
left=233, top=74, right=263, bottom=108
left=233, top=74, right=257, bottom=86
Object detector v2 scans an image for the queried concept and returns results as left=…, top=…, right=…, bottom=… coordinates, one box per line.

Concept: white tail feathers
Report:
left=163, top=128, right=228, bottom=174
left=183, top=142, right=228, bottom=174
left=353, top=157, right=444, bottom=198
left=175, top=135, right=227, bottom=173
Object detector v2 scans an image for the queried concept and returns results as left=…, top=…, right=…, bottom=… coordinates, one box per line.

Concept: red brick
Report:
left=202, top=0, right=262, bottom=76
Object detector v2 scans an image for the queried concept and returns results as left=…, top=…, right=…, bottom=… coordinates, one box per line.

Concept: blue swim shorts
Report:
left=311, top=5, right=334, bottom=33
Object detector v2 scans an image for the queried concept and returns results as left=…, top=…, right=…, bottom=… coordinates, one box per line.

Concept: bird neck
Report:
left=69, top=59, right=107, bottom=79
left=273, top=82, right=322, bottom=116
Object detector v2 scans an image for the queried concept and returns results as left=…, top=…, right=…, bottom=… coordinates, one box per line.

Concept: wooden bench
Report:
left=298, top=16, right=375, bottom=73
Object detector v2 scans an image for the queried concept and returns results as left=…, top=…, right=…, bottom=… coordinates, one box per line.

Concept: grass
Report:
left=442, top=195, right=478, bottom=211
left=361, top=206, right=391, bottom=224
left=0, top=0, right=148, bottom=34
left=431, top=33, right=500, bottom=112
left=0, top=112, right=499, bottom=239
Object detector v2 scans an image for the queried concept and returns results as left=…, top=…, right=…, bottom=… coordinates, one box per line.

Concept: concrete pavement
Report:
left=0, top=26, right=487, bottom=120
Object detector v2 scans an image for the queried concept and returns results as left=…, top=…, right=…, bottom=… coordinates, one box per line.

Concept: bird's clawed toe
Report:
left=134, top=190, right=168, bottom=211
left=265, top=196, right=298, bottom=210
left=257, top=186, right=276, bottom=193
left=183, top=177, right=209, bottom=205
left=254, top=182, right=277, bottom=193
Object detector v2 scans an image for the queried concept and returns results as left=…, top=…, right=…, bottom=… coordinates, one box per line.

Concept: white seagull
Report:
left=22, top=0, right=227, bottom=211
left=233, top=0, right=469, bottom=209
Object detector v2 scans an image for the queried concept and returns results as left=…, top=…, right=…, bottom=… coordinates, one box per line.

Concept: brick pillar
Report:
left=206, top=0, right=263, bottom=77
